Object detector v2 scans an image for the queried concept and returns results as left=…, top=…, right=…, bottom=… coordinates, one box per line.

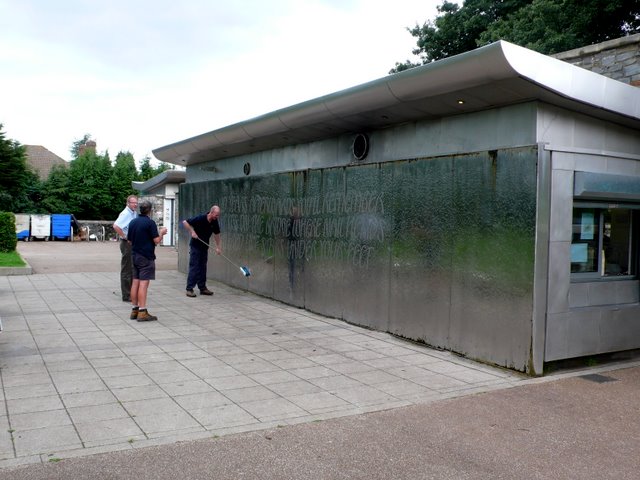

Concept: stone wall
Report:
left=140, top=195, right=165, bottom=227
left=78, top=195, right=165, bottom=242
left=553, top=34, right=640, bottom=86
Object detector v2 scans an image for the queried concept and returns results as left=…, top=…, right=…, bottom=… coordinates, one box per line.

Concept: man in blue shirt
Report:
left=127, top=201, right=167, bottom=321
left=182, top=205, right=222, bottom=297
left=113, top=195, right=138, bottom=302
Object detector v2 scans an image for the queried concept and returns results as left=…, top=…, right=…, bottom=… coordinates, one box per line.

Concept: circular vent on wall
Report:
left=352, top=133, right=369, bottom=161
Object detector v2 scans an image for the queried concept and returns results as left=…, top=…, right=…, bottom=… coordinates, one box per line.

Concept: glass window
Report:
left=571, top=208, right=599, bottom=273
left=571, top=205, right=635, bottom=278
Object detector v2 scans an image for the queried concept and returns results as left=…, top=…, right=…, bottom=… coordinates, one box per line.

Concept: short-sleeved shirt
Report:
left=114, top=206, right=137, bottom=239
left=127, top=215, right=159, bottom=260
left=186, top=213, right=221, bottom=250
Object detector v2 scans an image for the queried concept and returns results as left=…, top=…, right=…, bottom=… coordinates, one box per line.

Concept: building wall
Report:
left=554, top=34, right=640, bottom=86
left=185, top=103, right=538, bottom=184
left=179, top=99, right=640, bottom=372
left=537, top=104, right=640, bottom=361
left=536, top=103, right=640, bottom=155
left=179, top=105, right=541, bottom=372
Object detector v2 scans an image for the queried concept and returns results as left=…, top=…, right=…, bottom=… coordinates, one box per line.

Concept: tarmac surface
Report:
left=0, top=241, right=638, bottom=479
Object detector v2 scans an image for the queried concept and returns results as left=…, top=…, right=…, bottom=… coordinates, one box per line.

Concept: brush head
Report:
left=240, top=266, right=251, bottom=277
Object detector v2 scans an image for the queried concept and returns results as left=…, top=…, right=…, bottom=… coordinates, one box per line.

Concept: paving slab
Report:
left=0, top=241, right=639, bottom=478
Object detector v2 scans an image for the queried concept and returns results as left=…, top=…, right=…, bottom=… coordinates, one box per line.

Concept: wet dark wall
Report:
left=178, top=146, right=538, bottom=370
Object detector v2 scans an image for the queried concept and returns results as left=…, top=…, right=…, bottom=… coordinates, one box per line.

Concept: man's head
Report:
left=207, top=205, right=221, bottom=222
left=139, top=201, right=152, bottom=216
left=127, top=195, right=138, bottom=210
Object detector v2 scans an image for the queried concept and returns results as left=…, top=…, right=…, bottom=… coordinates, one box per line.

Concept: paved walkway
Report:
left=1, top=243, right=638, bottom=477
left=0, top=256, right=529, bottom=469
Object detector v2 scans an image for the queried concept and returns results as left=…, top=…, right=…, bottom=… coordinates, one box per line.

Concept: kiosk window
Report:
left=571, top=206, right=635, bottom=277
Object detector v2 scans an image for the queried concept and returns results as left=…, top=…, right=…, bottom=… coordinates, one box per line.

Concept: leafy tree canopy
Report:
left=40, top=164, right=71, bottom=214
left=67, top=149, right=115, bottom=219
left=0, top=124, right=40, bottom=212
left=111, top=151, right=139, bottom=209
left=3, top=126, right=178, bottom=220
left=138, top=155, right=172, bottom=182
left=391, top=0, right=640, bottom=73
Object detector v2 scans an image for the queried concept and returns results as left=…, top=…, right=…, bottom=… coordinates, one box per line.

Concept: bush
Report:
left=0, top=212, right=17, bottom=252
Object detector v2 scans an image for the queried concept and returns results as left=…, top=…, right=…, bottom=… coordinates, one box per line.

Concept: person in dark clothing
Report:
left=182, top=205, right=222, bottom=297
left=127, top=201, right=167, bottom=321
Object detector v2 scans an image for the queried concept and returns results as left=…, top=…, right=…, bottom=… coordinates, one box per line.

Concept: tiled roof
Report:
left=24, top=145, right=68, bottom=180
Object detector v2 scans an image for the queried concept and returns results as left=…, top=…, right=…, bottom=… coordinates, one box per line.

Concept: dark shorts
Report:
left=132, top=253, right=156, bottom=281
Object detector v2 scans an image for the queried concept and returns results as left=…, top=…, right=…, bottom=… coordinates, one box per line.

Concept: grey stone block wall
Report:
left=553, top=34, right=640, bottom=86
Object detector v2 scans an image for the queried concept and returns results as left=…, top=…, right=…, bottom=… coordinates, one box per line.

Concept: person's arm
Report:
left=213, top=233, right=221, bottom=255
left=154, top=227, right=168, bottom=245
left=113, top=224, right=126, bottom=239
left=182, top=220, right=198, bottom=238
left=114, top=212, right=127, bottom=239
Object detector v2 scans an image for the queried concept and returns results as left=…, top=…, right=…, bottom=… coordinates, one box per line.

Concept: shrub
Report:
left=0, top=212, right=17, bottom=252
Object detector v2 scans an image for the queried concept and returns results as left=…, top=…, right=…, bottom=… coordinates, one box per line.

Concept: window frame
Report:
left=570, top=201, right=638, bottom=282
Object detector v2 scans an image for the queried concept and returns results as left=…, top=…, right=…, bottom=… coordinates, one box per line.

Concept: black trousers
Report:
left=186, top=246, right=209, bottom=291
left=120, top=239, right=133, bottom=300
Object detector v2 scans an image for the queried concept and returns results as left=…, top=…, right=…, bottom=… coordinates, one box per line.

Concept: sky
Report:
left=0, top=0, right=445, bottom=164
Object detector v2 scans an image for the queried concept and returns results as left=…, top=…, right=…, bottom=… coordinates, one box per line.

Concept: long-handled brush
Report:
left=194, top=236, right=251, bottom=277
left=220, top=253, right=251, bottom=277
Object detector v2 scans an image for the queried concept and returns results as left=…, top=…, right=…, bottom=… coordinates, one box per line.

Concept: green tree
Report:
left=38, top=135, right=175, bottom=220
left=0, top=126, right=182, bottom=221
left=154, top=161, right=172, bottom=176
left=390, top=0, right=640, bottom=72
left=40, top=164, right=71, bottom=213
left=138, top=155, right=172, bottom=182
left=67, top=149, right=115, bottom=219
left=0, top=123, right=40, bottom=212
left=138, top=156, right=154, bottom=181
left=0, top=212, right=18, bottom=252
left=479, top=0, right=640, bottom=54
left=111, top=151, right=139, bottom=208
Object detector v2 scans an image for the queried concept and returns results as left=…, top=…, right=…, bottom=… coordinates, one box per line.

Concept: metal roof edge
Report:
left=152, top=42, right=520, bottom=163
left=498, top=41, right=640, bottom=121
left=131, top=169, right=186, bottom=193
left=153, top=40, right=640, bottom=165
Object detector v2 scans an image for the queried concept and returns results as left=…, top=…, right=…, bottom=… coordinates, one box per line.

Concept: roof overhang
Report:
left=132, top=169, right=186, bottom=195
left=153, top=40, right=640, bottom=167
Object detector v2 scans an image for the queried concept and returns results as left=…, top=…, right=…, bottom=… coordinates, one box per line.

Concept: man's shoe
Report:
left=130, top=308, right=139, bottom=320
left=123, top=297, right=131, bottom=302
left=136, top=310, right=157, bottom=322
left=186, top=290, right=196, bottom=298
left=199, top=288, right=214, bottom=296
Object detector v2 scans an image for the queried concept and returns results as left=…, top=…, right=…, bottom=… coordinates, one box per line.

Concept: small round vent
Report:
left=243, top=163, right=251, bottom=175
left=352, top=133, right=369, bottom=161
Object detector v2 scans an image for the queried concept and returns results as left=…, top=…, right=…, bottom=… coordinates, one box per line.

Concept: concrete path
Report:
left=12, top=240, right=178, bottom=274
left=2, top=366, right=639, bottom=480
left=1, top=242, right=638, bottom=478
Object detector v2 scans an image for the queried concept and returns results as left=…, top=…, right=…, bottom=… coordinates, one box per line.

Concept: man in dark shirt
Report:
left=127, top=201, right=167, bottom=321
left=182, top=205, right=222, bottom=297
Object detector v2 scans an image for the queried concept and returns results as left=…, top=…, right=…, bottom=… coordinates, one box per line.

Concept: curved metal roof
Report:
left=131, top=169, right=185, bottom=194
left=153, top=40, right=640, bottom=166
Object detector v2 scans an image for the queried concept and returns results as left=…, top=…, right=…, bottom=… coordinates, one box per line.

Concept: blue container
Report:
left=51, top=214, right=72, bottom=241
